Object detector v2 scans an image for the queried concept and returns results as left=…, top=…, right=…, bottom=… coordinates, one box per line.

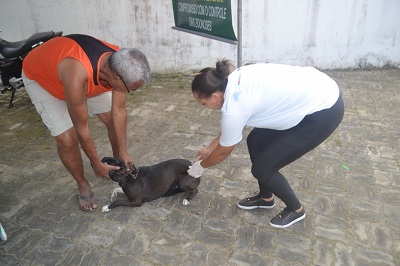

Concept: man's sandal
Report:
left=78, top=193, right=96, bottom=212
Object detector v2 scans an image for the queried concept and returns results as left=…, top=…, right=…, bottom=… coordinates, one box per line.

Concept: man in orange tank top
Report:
left=22, top=34, right=151, bottom=212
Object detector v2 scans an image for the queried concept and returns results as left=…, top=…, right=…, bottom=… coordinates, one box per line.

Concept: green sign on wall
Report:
left=172, top=0, right=237, bottom=44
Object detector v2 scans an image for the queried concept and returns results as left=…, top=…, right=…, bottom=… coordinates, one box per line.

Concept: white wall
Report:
left=1, top=0, right=399, bottom=72
left=245, top=0, right=400, bottom=69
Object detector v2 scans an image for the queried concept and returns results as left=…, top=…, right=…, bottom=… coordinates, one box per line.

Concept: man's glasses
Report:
left=119, top=75, right=130, bottom=93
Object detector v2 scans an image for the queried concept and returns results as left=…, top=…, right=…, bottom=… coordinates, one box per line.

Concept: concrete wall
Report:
left=1, top=0, right=399, bottom=72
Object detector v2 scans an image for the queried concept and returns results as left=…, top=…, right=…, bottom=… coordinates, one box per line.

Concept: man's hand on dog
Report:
left=92, top=161, right=120, bottom=180
left=126, top=161, right=136, bottom=174
left=118, top=152, right=135, bottom=174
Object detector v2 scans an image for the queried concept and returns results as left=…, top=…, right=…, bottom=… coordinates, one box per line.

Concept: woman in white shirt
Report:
left=187, top=60, right=344, bottom=228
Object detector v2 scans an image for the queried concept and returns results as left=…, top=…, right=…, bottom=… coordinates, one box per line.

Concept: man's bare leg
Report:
left=55, top=127, right=97, bottom=211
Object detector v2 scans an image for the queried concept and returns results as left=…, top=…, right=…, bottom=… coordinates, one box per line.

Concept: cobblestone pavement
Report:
left=0, top=69, right=399, bottom=266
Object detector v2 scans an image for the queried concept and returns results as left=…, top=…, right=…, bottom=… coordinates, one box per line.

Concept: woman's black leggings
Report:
left=246, top=94, right=344, bottom=211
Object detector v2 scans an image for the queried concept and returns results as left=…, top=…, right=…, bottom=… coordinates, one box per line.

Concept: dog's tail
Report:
left=161, top=186, right=183, bottom=197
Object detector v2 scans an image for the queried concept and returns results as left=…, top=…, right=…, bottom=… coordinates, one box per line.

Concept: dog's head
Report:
left=101, top=157, right=137, bottom=182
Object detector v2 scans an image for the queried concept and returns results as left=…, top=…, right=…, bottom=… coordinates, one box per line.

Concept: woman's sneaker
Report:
left=269, top=207, right=306, bottom=228
left=237, top=193, right=275, bottom=210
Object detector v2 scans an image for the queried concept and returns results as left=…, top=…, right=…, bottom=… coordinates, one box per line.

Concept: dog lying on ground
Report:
left=101, top=157, right=201, bottom=212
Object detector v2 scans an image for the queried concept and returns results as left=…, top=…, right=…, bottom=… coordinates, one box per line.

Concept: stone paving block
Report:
left=350, top=200, right=385, bottom=224
left=101, top=252, right=145, bottom=266
left=207, top=194, right=237, bottom=219
left=383, top=203, right=400, bottom=227
left=330, top=196, right=350, bottom=217
left=75, top=247, right=105, bottom=266
left=355, top=246, right=396, bottom=266
left=273, top=244, right=312, bottom=265
left=25, top=213, right=59, bottom=232
left=315, top=214, right=350, bottom=230
left=253, top=229, right=275, bottom=254
left=374, top=169, right=394, bottom=186
left=234, top=225, right=256, bottom=252
left=334, top=242, right=355, bottom=266
left=353, top=222, right=372, bottom=244
left=0, top=227, right=31, bottom=253
left=207, top=246, right=231, bottom=266
left=196, top=227, right=233, bottom=247
left=130, top=229, right=158, bottom=257
left=0, top=253, right=19, bottom=266
left=242, top=209, right=274, bottom=228
left=163, top=209, right=188, bottom=235
left=312, top=195, right=333, bottom=215
left=203, top=216, right=237, bottom=236
left=11, top=230, right=48, bottom=260
left=381, top=175, right=400, bottom=197
left=180, top=213, right=203, bottom=239
left=275, top=232, right=312, bottom=250
left=315, top=225, right=352, bottom=244
left=185, top=242, right=212, bottom=266
left=370, top=223, right=392, bottom=250
left=52, top=213, right=91, bottom=239
left=147, top=236, right=187, bottom=265
left=228, top=250, right=270, bottom=266
left=30, top=247, right=63, bottom=265
left=39, top=233, right=74, bottom=254
left=313, top=239, right=336, bottom=266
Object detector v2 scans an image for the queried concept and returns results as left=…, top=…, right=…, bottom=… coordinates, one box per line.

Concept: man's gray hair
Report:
left=108, top=48, right=151, bottom=85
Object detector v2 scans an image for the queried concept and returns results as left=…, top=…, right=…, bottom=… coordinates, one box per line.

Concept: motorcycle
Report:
left=0, top=30, right=63, bottom=108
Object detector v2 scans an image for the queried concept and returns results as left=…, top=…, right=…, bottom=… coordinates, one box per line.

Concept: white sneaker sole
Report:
left=269, top=213, right=306, bottom=229
left=237, top=202, right=275, bottom=210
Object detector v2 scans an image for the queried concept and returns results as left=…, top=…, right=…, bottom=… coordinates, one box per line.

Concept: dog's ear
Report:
left=101, top=157, right=116, bottom=165
left=101, top=157, right=115, bottom=162
left=101, top=157, right=127, bottom=171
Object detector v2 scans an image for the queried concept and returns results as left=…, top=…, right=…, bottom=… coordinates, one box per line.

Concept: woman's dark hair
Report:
left=191, top=59, right=234, bottom=99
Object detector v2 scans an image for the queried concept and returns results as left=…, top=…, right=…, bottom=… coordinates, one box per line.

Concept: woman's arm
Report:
left=200, top=143, right=236, bottom=168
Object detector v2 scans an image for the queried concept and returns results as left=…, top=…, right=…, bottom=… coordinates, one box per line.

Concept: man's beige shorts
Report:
left=22, top=71, right=112, bottom=136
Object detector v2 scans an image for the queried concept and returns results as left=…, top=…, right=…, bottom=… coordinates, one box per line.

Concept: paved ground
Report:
left=0, top=69, right=399, bottom=266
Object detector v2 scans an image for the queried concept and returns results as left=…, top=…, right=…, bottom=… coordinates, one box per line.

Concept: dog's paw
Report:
left=182, top=199, right=190, bottom=206
left=102, top=205, right=111, bottom=213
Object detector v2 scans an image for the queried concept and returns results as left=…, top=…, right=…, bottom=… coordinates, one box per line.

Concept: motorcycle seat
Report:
left=0, top=31, right=62, bottom=59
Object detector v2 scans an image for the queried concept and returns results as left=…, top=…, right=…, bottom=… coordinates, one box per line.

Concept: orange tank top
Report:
left=22, top=34, right=120, bottom=100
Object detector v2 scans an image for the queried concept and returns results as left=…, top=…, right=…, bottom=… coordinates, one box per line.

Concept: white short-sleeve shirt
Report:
left=219, top=63, right=340, bottom=147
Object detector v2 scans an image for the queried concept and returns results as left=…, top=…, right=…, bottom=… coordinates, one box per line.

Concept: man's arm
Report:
left=58, top=58, right=116, bottom=178
left=111, top=89, right=132, bottom=164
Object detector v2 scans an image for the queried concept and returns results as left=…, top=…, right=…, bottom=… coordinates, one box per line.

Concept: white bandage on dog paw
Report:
left=102, top=205, right=111, bottom=213
left=187, top=160, right=205, bottom=178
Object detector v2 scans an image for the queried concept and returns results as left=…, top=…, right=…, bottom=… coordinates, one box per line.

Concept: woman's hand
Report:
left=195, top=133, right=221, bottom=160
left=196, top=147, right=212, bottom=160
left=187, top=160, right=205, bottom=178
